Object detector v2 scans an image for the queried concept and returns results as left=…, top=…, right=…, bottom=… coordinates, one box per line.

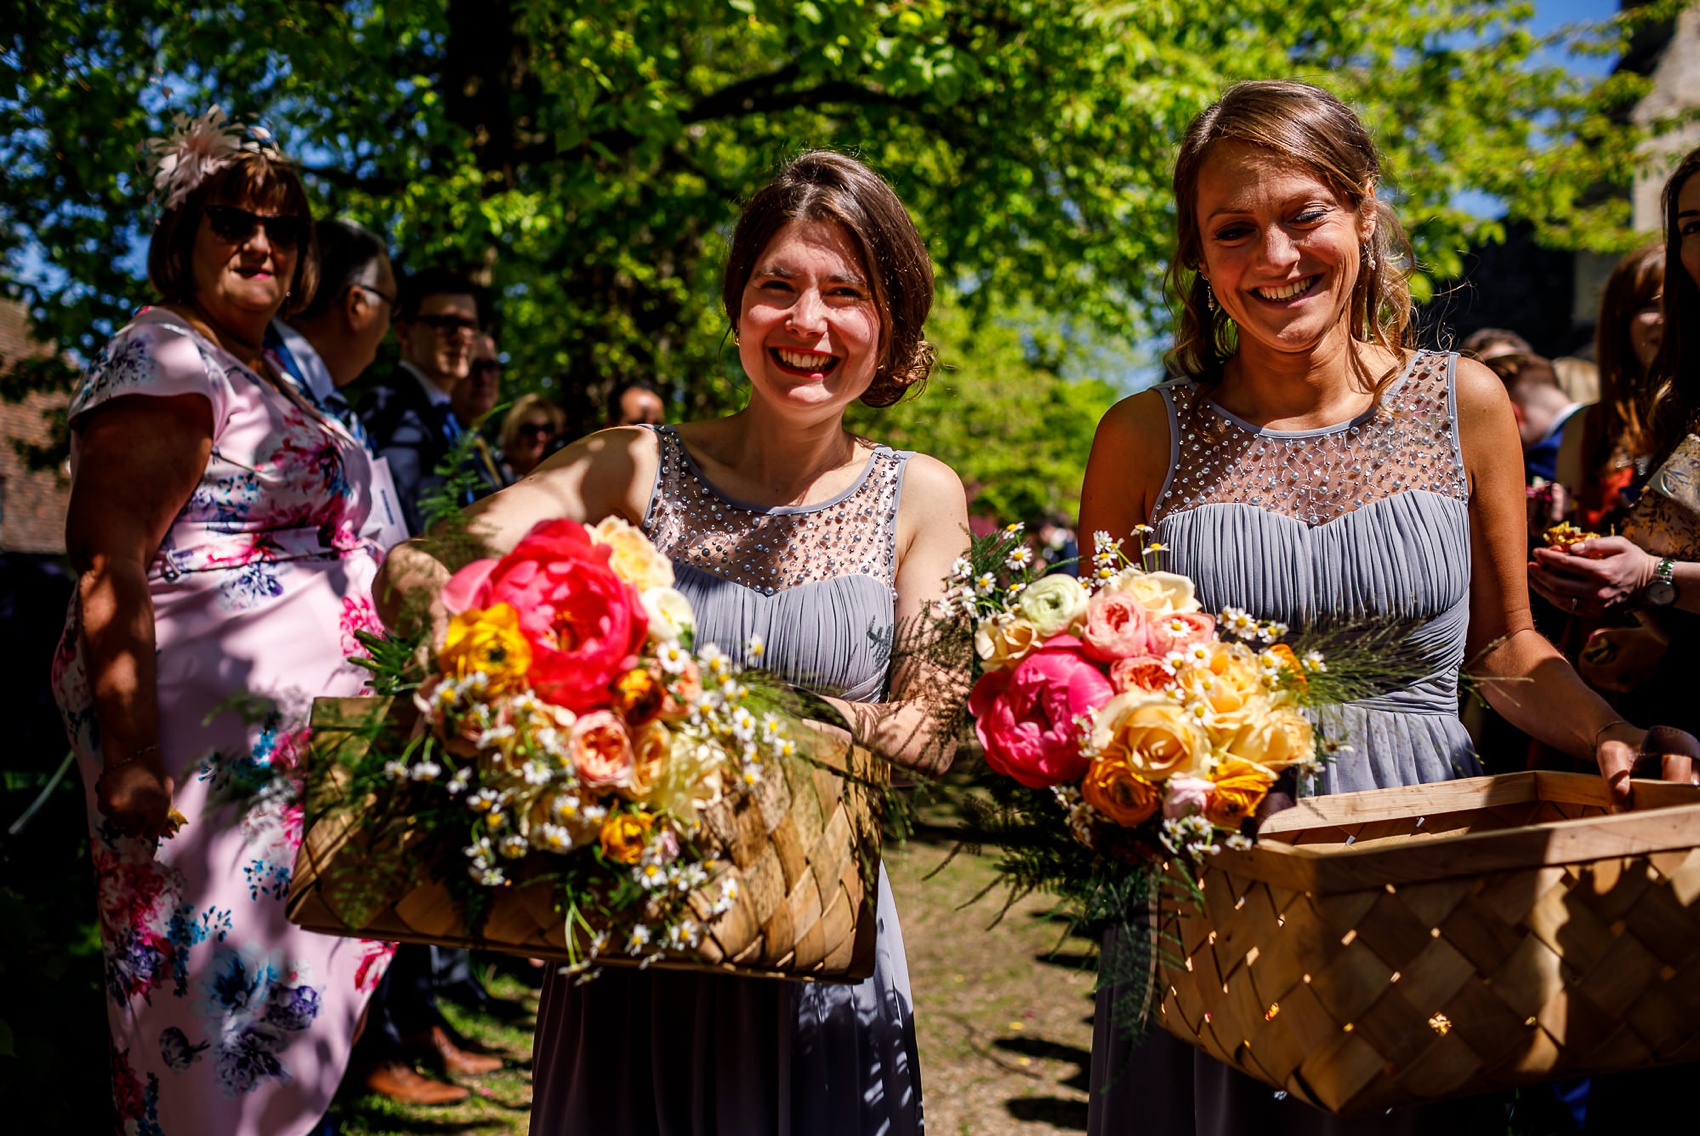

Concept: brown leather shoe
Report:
left=363, top=1059, right=469, bottom=1105
left=403, top=1025, right=504, bottom=1076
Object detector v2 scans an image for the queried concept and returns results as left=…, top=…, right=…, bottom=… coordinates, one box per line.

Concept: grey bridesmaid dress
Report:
left=528, top=424, right=924, bottom=1136
left=1087, top=351, right=1504, bottom=1135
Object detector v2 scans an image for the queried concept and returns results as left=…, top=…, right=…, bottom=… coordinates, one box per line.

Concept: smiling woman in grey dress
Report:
left=377, top=151, right=970, bottom=1135
left=1077, top=80, right=1669, bottom=1135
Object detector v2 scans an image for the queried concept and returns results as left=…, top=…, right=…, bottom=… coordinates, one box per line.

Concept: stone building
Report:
left=0, top=299, right=70, bottom=556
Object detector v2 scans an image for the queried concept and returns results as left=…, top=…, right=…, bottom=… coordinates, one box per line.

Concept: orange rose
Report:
left=1081, top=757, right=1161, bottom=827
left=598, top=810, right=654, bottom=864
left=1204, top=758, right=1278, bottom=828
left=611, top=667, right=667, bottom=727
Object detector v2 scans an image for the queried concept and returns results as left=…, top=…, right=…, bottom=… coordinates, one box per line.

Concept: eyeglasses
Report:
left=412, top=312, right=481, bottom=336
left=516, top=421, right=558, bottom=440
left=202, top=205, right=309, bottom=249
left=351, top=282, right=396, bottom=308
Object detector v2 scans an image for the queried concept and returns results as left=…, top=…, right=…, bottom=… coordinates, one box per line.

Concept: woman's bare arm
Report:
left=65, top=393, right=213, bottom=839
left=1078, top=390, right=1171, bottom=543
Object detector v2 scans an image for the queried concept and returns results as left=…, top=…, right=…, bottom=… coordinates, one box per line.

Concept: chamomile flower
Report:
left=1006, top=545, right=1035, bottom=570
left=467, top=788, right=500, bottom=813
left=625, top=924, right=652, bottom=955
left=473, top=866, right=507, bottom=887
left=950, top=556, right=973, bottom=581
left=445, top=773, right=469, bottom=796
left=975, top=572, right=998, bottom=595
left=383, top=760, right=409, bottom=780
left=410, top=760, right=442, bottom=782
left=656, top=641, right=690, bottom=674
left=1225, top=833, right=1253, bottom=851
left=535, top=824, right=572, bottom=851
left=1303, top=650, right=1327, bottom=672
left=746, top=634, right=764, bottom=659
left=498, top=833, right=529, bottom=859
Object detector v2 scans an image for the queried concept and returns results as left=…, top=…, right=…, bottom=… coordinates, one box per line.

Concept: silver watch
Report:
left=1646, top=557, right=1677, bottom=607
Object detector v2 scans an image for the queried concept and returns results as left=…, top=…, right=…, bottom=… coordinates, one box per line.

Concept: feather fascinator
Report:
left=141, top=106, right=283, bottom=211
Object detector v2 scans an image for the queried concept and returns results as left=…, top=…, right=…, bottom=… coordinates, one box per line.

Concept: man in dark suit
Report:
left=358, top=268, right=486, bottom=534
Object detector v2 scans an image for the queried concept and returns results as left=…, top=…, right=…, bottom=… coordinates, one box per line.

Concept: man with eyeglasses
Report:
left=451, top=332, right=510, bottom=494
left=358, top=268, right=484, bottom=534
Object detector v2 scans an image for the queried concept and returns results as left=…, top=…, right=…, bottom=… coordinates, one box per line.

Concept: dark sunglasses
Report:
left=470, top=359, right=501, bottom=376
left=202, top=204, right=309, bottom=249
left=413, top=313, right=481, bottom=335
left=516, top=421, right=558, bottom=439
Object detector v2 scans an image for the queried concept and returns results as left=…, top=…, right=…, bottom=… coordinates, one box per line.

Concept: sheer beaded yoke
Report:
left=1152, top=350, right=1468, bottom=527
left=643, top=424, right=906, bottom=595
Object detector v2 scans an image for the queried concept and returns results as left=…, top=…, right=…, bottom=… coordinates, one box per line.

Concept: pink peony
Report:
left=1082, top=590, right=1156, bottom=662
left=1163, top=776, right=1216, bottom=819
left=969, top=635, right=1115, bottom=789
left=1149, top=611, right=1217, bottom=656
left=441, top=519, right=649, bottom=711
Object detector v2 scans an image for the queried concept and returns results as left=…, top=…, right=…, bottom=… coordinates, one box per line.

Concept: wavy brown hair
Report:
left=722, top=151, right=934, bottom=408
left=1646, top=147, right=1700, bottom=464
left=1591, top=244, right=1664, bottom=473
left=1166, top=80, right=1414, bottom=386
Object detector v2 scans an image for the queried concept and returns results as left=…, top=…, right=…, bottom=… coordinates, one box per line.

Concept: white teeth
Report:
left=1257, top=277, right=1315, bottom=301
left=777, top=348, right=836, bottom=370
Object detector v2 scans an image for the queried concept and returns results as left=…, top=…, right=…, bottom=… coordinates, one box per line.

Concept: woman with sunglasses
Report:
left=498, top=392, right=566, bottom=479
left=52, top=113, right=392, bottom=1135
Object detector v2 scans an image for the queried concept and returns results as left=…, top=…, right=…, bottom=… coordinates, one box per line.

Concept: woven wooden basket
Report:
left=1156, top=770, right=1700, bottom=1114
left=286, top=696, right=885, bottom=982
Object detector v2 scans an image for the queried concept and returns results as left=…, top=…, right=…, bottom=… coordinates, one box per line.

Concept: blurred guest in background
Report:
left=452, top=332, right=508, bottom=496
left=358, top=268, right=481, bottom=533
left=606, top=377, right=667, bottom=426
left=1570, top=244, right=1664, bottom=530
left=1486, top=352, right=1585, bottom=485
left=498, top=392, right=566, bottom=480
left=1461, top=326, right=1533, bottom=362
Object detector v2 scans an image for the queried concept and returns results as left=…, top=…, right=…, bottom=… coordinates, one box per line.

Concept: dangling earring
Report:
left=1204, top=282, right=1217, bottom=314
left=1364, top=245, right=1376, bottom=272
left=731, top=326, right=740, bottom=345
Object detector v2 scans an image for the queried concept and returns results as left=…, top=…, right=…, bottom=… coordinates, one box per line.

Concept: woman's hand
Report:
left=96, top=749, right=177, bottom=841
left=1528, top=537, right=1658, bottom=617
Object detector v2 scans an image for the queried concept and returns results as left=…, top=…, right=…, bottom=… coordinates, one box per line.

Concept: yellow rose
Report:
left=438, top=603, right=532, bottom=694
left=1081, top=757, right=1161, bottom=827
left=1016, top=574, right=1090, bottom=638
left=974, top=614, right=1041, bottom=671
left=621, top=721, right=672, bottom=802
left=1180, top=641, right=1266, bottom=717
left=1204, top=757, right=1278, bottom=828
left=1108, top=569, right=1202, bottom=616
left=641, top=586, right=696, bottom=644
left=599, top=809, right=655, bottom=864
left=1092, top=693, right=1210, bottom=780
left=591, top=515, right=675, bottom=592
left=1221, top=705, right=1316, bottom=771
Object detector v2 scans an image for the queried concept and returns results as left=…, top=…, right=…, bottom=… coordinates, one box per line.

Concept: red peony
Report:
left=969, top=634, right=1115, bottom=789
left=441, top=519, right=649, bottom=711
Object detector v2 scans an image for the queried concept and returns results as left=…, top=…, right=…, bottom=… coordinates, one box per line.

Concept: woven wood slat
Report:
left=1157, top=770, right=1700, bottom=1115
left=286, top=696, right=885, bottom=982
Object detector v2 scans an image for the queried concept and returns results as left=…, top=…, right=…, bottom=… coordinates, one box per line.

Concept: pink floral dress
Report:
left=52, top=310, right=393, bottom=1136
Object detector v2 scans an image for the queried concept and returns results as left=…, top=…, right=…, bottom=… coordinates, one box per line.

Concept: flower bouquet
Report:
left=287, top=516, right=885, bottom=981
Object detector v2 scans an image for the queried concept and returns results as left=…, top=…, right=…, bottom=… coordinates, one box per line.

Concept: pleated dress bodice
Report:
left=1151, top=349, right=1480, bottom=792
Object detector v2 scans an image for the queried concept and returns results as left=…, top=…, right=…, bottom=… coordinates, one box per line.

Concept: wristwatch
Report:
left=1646, top=557, right=1678, bottom=607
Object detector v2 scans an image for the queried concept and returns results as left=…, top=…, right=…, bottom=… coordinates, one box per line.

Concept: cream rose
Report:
left=1107, top=568, right=1202, bottom=616
left=975, top=613, right=1042, bottom=671
left=1016, top=574, right=1090, bottom=638
left=621, top=720, right=672, bottom=801
left=642, top=586, right=696, bottom=644
left=591, top=515, right=675, bottom=592
left=1092, top=692, right=1211, bottom=781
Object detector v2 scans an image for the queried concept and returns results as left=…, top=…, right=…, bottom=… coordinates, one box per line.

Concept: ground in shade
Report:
left=333, top=841, right=1098, bottom=1135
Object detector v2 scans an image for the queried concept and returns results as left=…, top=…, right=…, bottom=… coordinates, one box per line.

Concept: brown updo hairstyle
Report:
left=1167, top=80, right=1415, bottom=383
left=146, top=148, right=319, bottom=319
left=722, top=151, right=934, bottom=408
left=1645, top=146, right=1700, bottom=463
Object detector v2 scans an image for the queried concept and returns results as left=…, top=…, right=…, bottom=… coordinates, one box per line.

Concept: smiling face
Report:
left=736, top=220, right=882, bottom=418
left=188, top=192, right=302, bottom=330
left=1194, top=141, right=1373, bottom=363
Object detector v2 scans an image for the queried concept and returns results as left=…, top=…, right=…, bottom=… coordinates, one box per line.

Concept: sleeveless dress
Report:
left=1087, top=351, right=1501, bottom=1135
left=528, top=424, right=924, bottom=1136
left=50, top=311, right=392, bottom=1136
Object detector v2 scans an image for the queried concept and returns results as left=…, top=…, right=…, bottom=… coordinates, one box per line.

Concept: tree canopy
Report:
left=0, top=0, right=1683, bottom=501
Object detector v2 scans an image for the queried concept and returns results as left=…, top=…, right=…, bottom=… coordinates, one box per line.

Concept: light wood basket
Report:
left=1156, top=770, right=1700, bottom=1114
left=286, top=697, right=884, bottom=982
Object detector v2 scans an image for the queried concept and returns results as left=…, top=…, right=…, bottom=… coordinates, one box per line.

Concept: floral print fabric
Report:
left=53, top=312, right=392, bottom=1136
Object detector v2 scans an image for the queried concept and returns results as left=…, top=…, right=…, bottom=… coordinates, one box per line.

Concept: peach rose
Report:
left=1110, top=656, right=1176, bottom=694
left=975, top=614, right=1042, bottom=672
left=1180, top=642, right=1266, bottom=716
left=1163, top=776, right=1215, bottom=819
left=1148, top=611, right=1217, bottom=655
left=1092, top=693, right=1210, bottom=781
left=1081, top=590, right=1156, bottom=663
left=1221, top=705, right=1316, bottom=771
left=1081, top=758, right=1161, bottom=827
left=1205, top=758, right=1278, bottom=828
left=591, top=515, right=675, bottom=592
left=570, top=710, right=635, bottom=789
